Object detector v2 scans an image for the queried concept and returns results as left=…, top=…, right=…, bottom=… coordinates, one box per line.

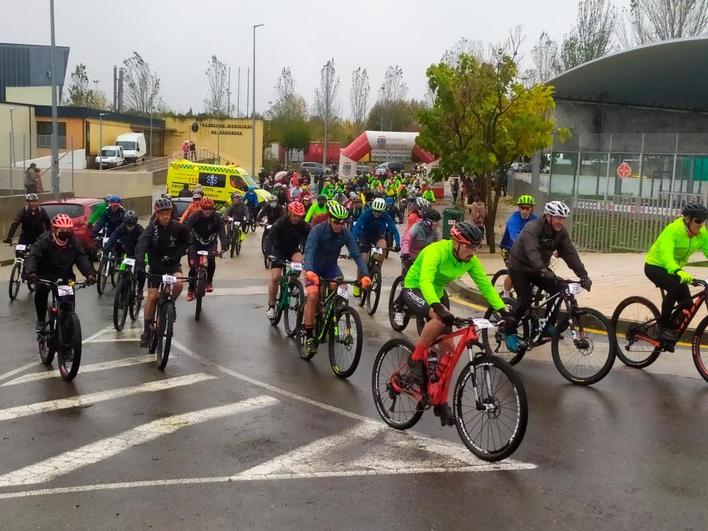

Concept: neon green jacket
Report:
left=305, top=203, right=328, bottom=223
left=422, top=189, right=436, bottom=203
left=645, top=217, right=708, bottom=273
left=404, top=239, right=504, bottom=310
left=88, top=202, right=107, bottom=225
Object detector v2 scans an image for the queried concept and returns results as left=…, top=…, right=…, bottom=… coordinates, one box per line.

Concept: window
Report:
left=42, top=203, right=84, bottom=219
left=229, top=175, right=246, bottom=190
left=36, top=121, right=67, bottom=148
left=198, top=172, right=226, bottom=188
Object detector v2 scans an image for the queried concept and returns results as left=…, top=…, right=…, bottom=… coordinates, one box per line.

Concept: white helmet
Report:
left=544, top=200, right=570, bottom=218
left=371, top=197, right=387, bottom=212
left=415, top=197, right=430, bottom=209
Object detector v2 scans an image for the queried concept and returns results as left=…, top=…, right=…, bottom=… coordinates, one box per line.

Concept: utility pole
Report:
left=251, top=24, right=263, bottom=179
left=49, top=0, right=60, bottom=198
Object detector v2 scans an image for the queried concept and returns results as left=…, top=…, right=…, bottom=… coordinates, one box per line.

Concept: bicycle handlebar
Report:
left=36, top=279, right=89, bottom=291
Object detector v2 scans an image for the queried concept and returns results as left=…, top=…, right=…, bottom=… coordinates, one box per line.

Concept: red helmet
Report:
left=450, top=222, right=483, bottom=246
left=51, top=213, right=73, bottom=230
left=288, top=201, right=305, bottom=216
left=200, top=197, right=214, bottom=210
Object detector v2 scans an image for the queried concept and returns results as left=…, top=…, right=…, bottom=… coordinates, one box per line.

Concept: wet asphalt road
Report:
left=0, top=231, right=705, bottom=530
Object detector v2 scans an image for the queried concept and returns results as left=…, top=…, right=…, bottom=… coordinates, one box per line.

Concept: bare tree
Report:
left=314, top=59, right=340, bottom=168
left=528, top=32, right=561, bottom=84
left=350, top=67, right=370, bottom=129
left=442, top=37, right=485, bottom=65
left=560, top=0, right=616, bottom=70
left=65, top=64, right=110, bottom=109
left=624, top=0, right=708, bottom=45
left=267, top=68, right=309, bottom=166
left=376, top=65, right=409, bottom=130
left=122, top=52, right=163, bottom=113
left=204, top=55, right=232, bottom=117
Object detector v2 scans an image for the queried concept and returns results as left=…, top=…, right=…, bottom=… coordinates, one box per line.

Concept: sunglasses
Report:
left=519, top=206, right=532, bottom=211
left=331, top=219, right=345, bottom=225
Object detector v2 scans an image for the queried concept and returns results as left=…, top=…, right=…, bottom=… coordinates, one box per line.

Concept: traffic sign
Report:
left=617, top=161, right=632, bottom=179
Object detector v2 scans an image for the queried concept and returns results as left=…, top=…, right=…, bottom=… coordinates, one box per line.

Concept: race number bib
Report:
left=122, top=258, right=136, bottom=267
left=15, top=244, right=26, bottom=251
left=289, top=261, right=303, bottom=271
left=162, top=275, right=177, bottom=285
left=472, top=318, right=495, bottom=330
left=337, top=284, right=349, bottom=299
left=57, top=285, right=74, bottom=297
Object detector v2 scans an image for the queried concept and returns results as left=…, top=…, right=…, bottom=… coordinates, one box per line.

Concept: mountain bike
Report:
left=225, top=216, right=243, bottom=258
left=36, top=279, right=88, bottom=381
left=243, top=207, right=257, bottom=234
left=268, top=259, right=304, bottom=337
left=8, top=243, right=34, bottom=301
left=192, top=249, right=221, bottom=321
left=145, top=273, right=186, bottom=370
left=358, top=244, right=388, bottom=316
left=482, top=280, right=616, bottom=386
left=261, top=222, right=273, bottom=269
left=490, top=252, right=558, bottom=297
left=372, top=317, right=528, bottom=462
left=611, top=279, right=708, bottom=381
left=294, top=279, right=363, bottom=379
left=113, top=256, right=143, bottom=331
left=97, top=242, right=118, bottom=295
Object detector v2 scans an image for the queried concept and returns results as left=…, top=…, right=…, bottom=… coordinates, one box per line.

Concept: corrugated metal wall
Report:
left=0, top=44, right=69, bottom=103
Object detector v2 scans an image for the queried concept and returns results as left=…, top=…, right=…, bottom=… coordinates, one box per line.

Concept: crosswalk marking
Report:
left=0, top=373, right=216, bottom=421
left=0, top=356, right=154, bottom=387
left=0, top=361, right=40, bottom=383
left=0, top=396, right=279, bottom=487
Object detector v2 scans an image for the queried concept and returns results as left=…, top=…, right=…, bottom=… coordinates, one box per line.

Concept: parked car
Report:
left=376, top=161, right=405, bottom=174
left=170, top=197, right=193, bottom=219
left=116, top=133, right=147, bottom=163
left=95, top=146, right=125, bottom=169
left=41, top=197, right=102, bottom=254
left=356, top=165, right=372, bottom=174
left=300, top=162, right=325, bottom=175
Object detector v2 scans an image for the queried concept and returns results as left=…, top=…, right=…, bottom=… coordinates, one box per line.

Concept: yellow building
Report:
left=163, top=116, right=263, bottom=174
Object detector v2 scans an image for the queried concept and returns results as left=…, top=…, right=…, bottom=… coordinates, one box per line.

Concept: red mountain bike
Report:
left=372, top=317, right=528, bottom=462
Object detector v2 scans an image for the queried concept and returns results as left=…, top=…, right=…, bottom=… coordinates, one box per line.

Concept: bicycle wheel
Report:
left=416, top=314, right=426, bottom=336
left=129, top=279, right=142, bottom=321
left=490, top=268, right=511, bottom=296
left=481, top=300, right=528, bottom=365
left=269, top=282, right=284, bottom=327
left=690, top=315, right=708, bottom=382
left=155, top=301, right=175, bottom=370
left=552, top=307, right=616, bottom=385
left=235, top=229, right=242, bottom=256
left=295, top=305, right=316, bottom=360
left=57, top=311, right=82, bottom=381
left=366, top=269, right=382, bottom=316
left=371, top=338, right=423, bottom=430
left=388, top=276, right=410, bottom=332
left=611, top=296, right=662, bottom=368
left=113, top=277, right=130, bottom=331
left=97, top=258, right=109, bottom=295
left=328, top=305, right=363, bottom=379
left=284, top=280, right=304, bottom=337
left=454, top=356, right=528, bottom=462
left=195, top=270, right=206, bottom=321
left=229, top=231, right=236, bottom=258
left=38, top=322, right=54, bottom=365
left=8, top=262, right=21, bottom=301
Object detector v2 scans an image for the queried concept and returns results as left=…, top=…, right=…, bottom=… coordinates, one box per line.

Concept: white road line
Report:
left=0, top=396, right=279, bottom=487
left=82, top=325, right=117, bottom=344
left=0, top=356, right=154, bottom=387
left=0, top=373, right=216, bottom=421
left=0, top=361, right=40, bottom=383
left=83, top=325, right=143, bottom=344
left=211, top=286, right=268, bottom=296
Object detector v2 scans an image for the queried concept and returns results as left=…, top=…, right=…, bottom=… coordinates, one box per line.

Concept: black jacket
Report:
left=135, top=219, right=190, bottom=270
left=265, top=216, right=310, bottom=257
left=7, top=206, right=51, bottom=243
left=104, top=222, right=145, bottom=257
left=508, top=217, right=588, bottom=278
left=225, top=203, right=247, bottom=221
left=25, top=232, right=95, bottom=281
left=185, top=211, right=227, bottom=249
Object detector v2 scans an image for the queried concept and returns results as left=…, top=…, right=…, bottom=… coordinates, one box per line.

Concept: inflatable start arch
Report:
left=338, top=131, right=435, bottom=178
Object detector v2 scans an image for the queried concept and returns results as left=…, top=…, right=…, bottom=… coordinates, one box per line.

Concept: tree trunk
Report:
left=486, top=173, right=503, bottom=254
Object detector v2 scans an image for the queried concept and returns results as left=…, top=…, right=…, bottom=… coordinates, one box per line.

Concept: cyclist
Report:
left=3, top=193, right=51, bottom=249
left=25, top=214, right=97, bottom=333
left=421, top=183, right=436, bottom=203
left=505, top=200, right=592, bottom=351
left=305, top=194, right=328, bottom=223
left=243, top=186, right=260, bottom=224
left=257, top=197, right=285, bottom=225
left=499, top=195, right=538, bottom=297
left=400, top=207, right=441, bottom=272
left=92, top=195, right=125, bottom=238
left=103, top=210, right=145, bottom=293
left=450, top=177, right=460, bottom=203
left=385, top=196, right=404, bottom=224
left=645, top=202, right=708, bottom=343
left=184, top=197, right=226, bottom=300
left=179, top=191, right=204, bottom=224
left=225, top=193, right=247, bottom=241
left=407, top=196, right=430, bottom=229
left=399, top=222, right=506, bottom=425
left=302, top=201, right=371, bottom=355
left=264, top=201, right=310, bottom=320
left=88, top=195, right=111, bottom=227
left=135, top=198, right=190, bottom=347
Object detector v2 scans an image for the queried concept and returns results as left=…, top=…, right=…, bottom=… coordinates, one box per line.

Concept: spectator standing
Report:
left=189, top=141, right=196, bottom=160
left=468, top=193, right=486, bottom=230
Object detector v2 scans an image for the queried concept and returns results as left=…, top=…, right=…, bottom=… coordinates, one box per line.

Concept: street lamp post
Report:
left=149, top=108, right=153, bottom=160
left=9, top=107, right=16, bottom=194
left=99, top=112, right=107, bottom=170
left=49, top=0, right=60, bottom=199
left=251, top=23, right=264, bottom=180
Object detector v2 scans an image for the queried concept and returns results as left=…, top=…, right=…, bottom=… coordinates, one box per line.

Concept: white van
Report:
left=116, top=133, right=147, bottom=163
left=95, top=145, right=125, bottom=168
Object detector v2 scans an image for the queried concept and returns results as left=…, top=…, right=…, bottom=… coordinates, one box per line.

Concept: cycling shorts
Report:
left=401, top=287, right=449, bottom=319
left=305, top=263, right=343, bottom=289
left=147, top=265, right=183, bottom=289
left=358, top=235, right=385, bottom=254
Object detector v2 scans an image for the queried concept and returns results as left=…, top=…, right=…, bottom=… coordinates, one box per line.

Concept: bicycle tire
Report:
left=270, top=281, right=284, bottom=327
left=295, top=304, right=316, bottom=360
left=416, top=314, right=426, bottom=336
left=195, top=270, right=206, bottom=321
left=481, top=299, right=528, bottom=365
left=490, top=268, right=511, bottom=296
left=284, top=280, right=304, bottom=337
left=57, top=311, right=82, bottom=381
left=328, top=305, right=363, bottom=379
left=611, top=296, right=662, bottom=368
left=38, top=322, right=54, bottom=365
left=552, top=307, right=616, bottom=385
left=691, top=315, right=708, bottom=382
left=366, top=268, right=382, bottom=316
left=8, top=262, right=21, bottom=301
left=129, top=279, right=142, bottom=321
left=229, top=232, right=236, bottom=258
left=113, top=277, right=130, bottom=331
left=454, top=355, right=528, bottom=462
left=109, top=261, right=117, bottom=288
left=388, top=276, right=410, bottom=332
left=235, top=230, right=242, bottom=256
left=97, top=258, right=109, bottom=295
left=156, top=301, right=175, bottom=370
left=371, top=338, right=423, bottom=430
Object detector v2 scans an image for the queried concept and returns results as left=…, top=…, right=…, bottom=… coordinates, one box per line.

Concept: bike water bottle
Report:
left=427, top=351, right=439, bottom=382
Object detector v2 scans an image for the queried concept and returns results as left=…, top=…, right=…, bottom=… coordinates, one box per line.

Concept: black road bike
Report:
left=8, top=243, right=35, bottom=301
left=113, top=256, right=143, bottom=331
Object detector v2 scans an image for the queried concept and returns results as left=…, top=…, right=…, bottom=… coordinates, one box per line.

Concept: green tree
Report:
left=417, top=52, right=562, bottom=251
left=65, top=63, right=109, bottom=109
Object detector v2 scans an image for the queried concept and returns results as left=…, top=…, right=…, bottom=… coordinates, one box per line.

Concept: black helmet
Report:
left=682, top=202, right=708, bottom=221
left=450, top=221, right=483, bottom=246
left=124, top=210, right=138, bottom=226
left=420, top=207, right=441, bottom=222
left=154, top=198, right=173, bottom=212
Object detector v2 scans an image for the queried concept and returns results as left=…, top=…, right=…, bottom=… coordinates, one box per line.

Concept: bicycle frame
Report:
left=520, top=283, right=580, bottom=345
left=276, top=261, right=302, bottom=311
left=312, top=280, right=353, bottom=342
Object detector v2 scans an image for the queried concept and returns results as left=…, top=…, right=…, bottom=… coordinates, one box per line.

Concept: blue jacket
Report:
left=304, top=222, right=369, bottom=277
left=500, top=211, right=538, bottom=250
left=243, top=190, right=259, bottom=207
left=352, top=208, right=400, bottom=247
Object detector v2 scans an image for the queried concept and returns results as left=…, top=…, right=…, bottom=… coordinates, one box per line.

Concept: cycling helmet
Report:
left=415, top=197, right=430, bottom=209
left=288, top=201, right=306, bottom=217
left=200, top=197, right=215, bottom=210
left=385, top=197, right=394, bottom=206
left=161, top=192, right=172, bottom=200
left=420, top=207, right=441, bottom=222
left=51, top=213, right=73, bottom=229
left=107, top=194, right=122, bottom=204
left=450, top=222, right=483, bottom=246
left=371, top=197, right=386, bottom=212
left=516, top=194, right=535, bottom=206
left=231, top=192, right=242, bottom=200
left=192, top=191, right=204, bottom=200
left=682, top=202, right=708, bottom=221
left=327, top=200, right=348, bottom=220
left=25, top=193, right=39, bottom=201
left=154, top=198, right=173, bottom=212
left=124, top=210, right=138, bottom=226
left=543, top=200, right=571, bottom=218
left=103, top=194, right=112, bottom=203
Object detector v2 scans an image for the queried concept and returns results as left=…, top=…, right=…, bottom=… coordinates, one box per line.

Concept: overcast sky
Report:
left=3, top=0, right=630, bottom=117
